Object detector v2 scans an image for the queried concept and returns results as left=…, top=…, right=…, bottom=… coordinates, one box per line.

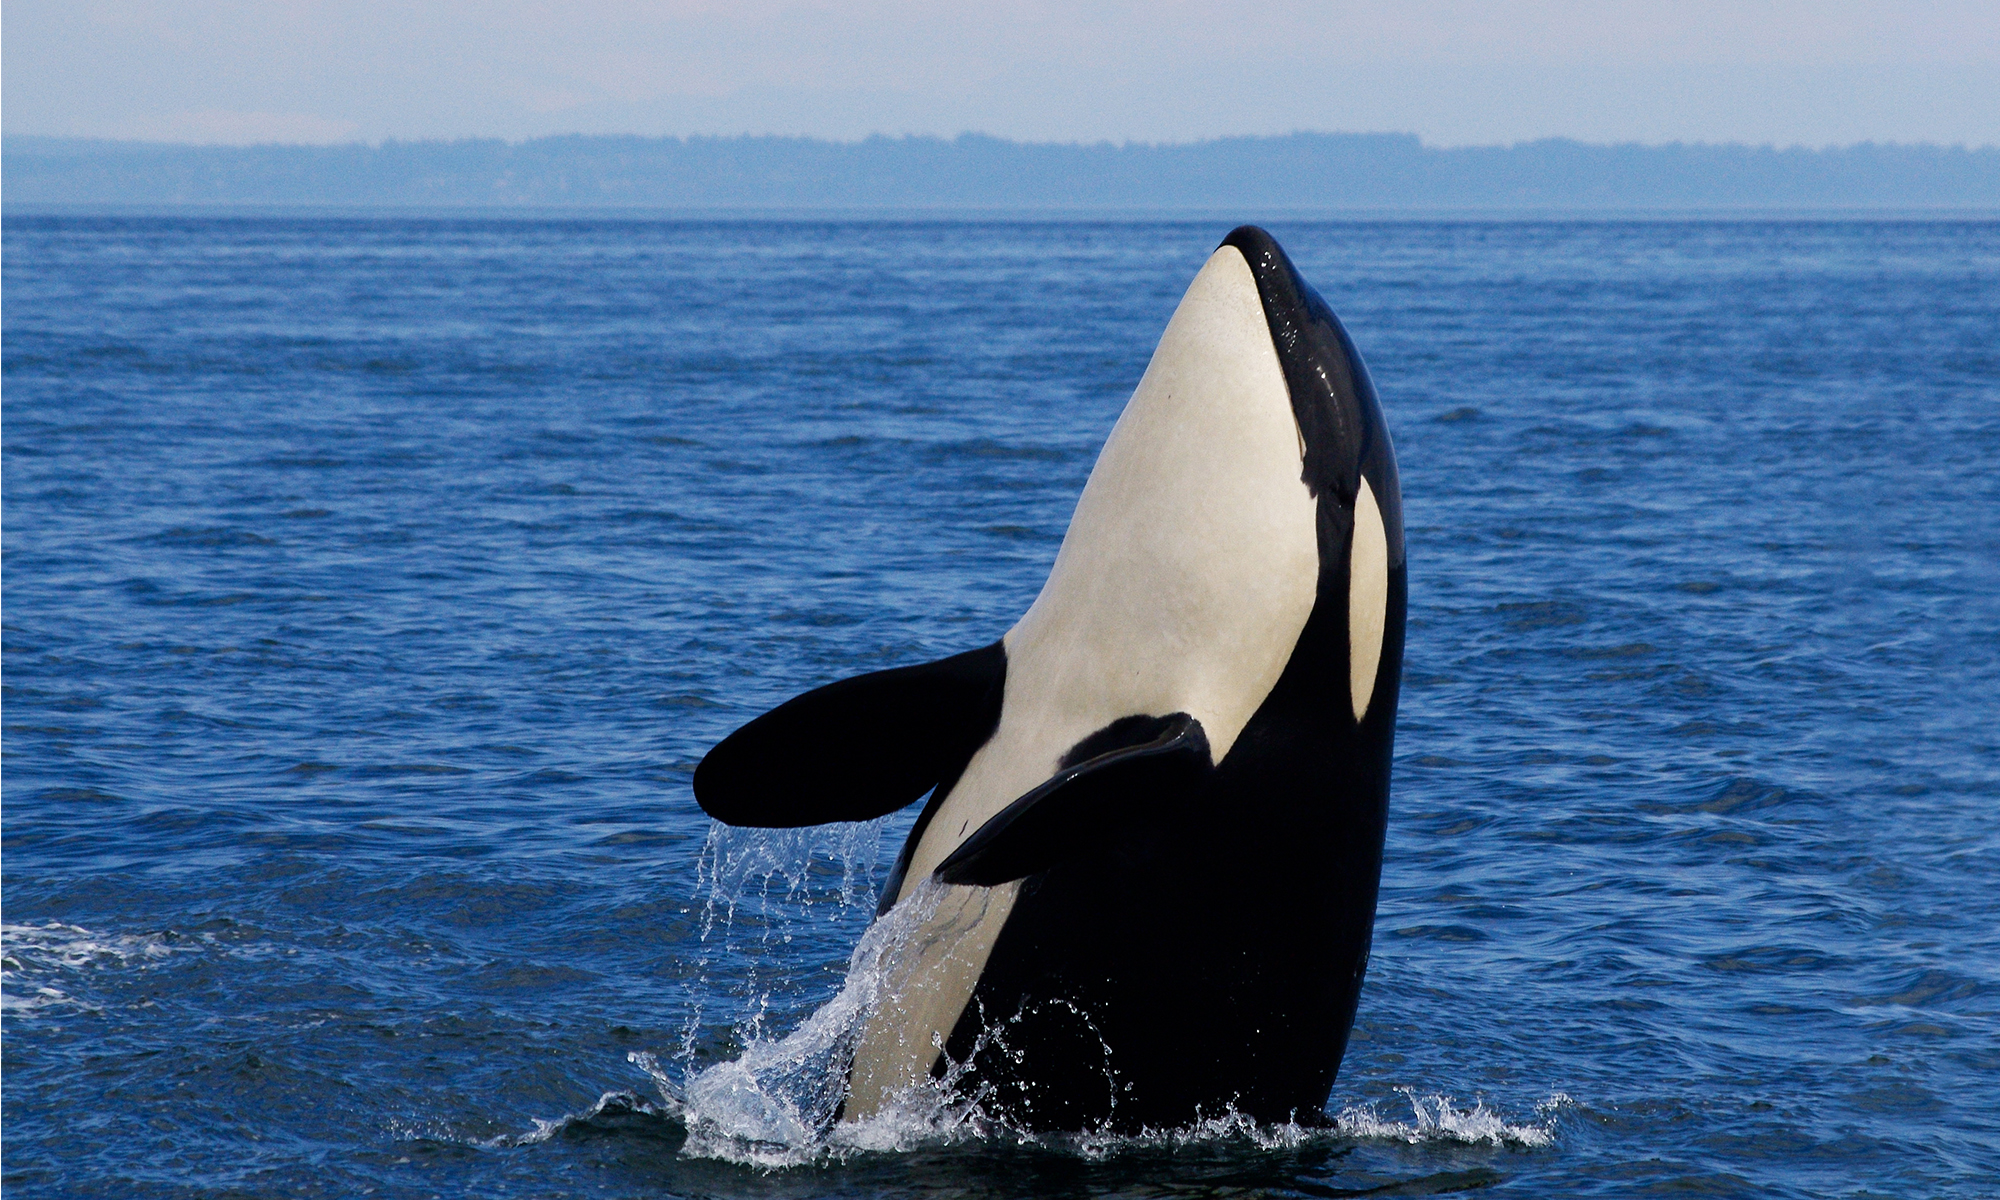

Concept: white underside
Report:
left=844, top=245, right=1321, bottom=1118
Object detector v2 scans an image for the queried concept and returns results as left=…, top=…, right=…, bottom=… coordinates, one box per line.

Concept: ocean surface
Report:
left=4, top=214, right=1997, bottom=1199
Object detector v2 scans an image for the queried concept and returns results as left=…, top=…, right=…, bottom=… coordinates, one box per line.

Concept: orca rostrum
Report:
left=694, top=226, right=1406, bottom=1132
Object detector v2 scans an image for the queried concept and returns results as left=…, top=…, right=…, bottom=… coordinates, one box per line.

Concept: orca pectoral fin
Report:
left=693, top=641, right=1005, bottom=827
left=936, top=712, right=1211, bottom=886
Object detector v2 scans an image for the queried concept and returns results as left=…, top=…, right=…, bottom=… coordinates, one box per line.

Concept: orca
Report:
left=694, top=226, right=1405, bottom=1132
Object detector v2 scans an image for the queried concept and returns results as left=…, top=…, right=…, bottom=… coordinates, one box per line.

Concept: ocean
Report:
left=4, top=214, right=1997, bottom=1198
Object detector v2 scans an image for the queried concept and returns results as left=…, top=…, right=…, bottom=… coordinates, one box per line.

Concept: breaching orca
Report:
left=694, top=226, right=1405, bottom=1131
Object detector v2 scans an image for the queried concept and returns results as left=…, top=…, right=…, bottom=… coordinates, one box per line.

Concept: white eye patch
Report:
left=1348, top=476, right=1389, bottom=723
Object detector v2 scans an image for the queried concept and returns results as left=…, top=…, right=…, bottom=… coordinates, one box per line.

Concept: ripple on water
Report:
left=4, top=215, right=1997, bottom=1198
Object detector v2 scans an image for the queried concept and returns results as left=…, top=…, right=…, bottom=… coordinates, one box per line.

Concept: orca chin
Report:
left=694, top=226, right=1405, bottom=1132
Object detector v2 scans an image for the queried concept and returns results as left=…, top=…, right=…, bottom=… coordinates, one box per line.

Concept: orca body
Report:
left=695, top=226, right=1405, bottom=1132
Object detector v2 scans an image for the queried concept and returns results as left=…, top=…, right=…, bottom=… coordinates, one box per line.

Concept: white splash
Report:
left=661, top=857, right=1573, bottom=1165
left=677, top=818, right=886, bottom=1059
left=528, top=822, right=1573, bottom=1167
left=677, top=879, right=964, bottom=1167
left=1331, top=1087, right=1571, bottom=1148
left=695, top=819, right=886, bottom=926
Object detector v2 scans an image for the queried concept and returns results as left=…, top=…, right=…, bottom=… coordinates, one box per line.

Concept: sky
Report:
left=5, top=1, right=1997, bottom=148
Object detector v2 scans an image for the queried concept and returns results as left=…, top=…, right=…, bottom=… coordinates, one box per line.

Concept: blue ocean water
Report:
left=4, top=214, right=1998, bottom=1198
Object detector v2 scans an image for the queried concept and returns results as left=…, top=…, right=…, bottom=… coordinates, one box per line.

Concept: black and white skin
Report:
left=694, top=226, right=1406, bottom=1132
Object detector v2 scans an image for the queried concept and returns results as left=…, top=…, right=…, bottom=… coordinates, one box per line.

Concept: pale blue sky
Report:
left=6, top=1, right=1996, bottom=147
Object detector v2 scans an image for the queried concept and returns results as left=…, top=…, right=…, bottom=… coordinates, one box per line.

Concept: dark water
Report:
left=5, top=214, right=1997, bottom=1198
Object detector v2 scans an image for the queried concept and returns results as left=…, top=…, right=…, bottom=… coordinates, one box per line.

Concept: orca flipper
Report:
left=694, top=641, right=1006, bottom=827
left=936, top=713, right=1211, bottom=886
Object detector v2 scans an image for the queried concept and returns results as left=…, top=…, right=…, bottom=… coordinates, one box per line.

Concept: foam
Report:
left=0, top=921, right=186, bottom=1014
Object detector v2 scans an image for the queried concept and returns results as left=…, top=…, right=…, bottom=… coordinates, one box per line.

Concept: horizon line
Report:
left=9, top=130, right=1999, bottom=154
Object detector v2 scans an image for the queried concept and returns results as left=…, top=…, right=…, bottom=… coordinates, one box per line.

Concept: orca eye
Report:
left=1348, top=477, right=1389, bottom=723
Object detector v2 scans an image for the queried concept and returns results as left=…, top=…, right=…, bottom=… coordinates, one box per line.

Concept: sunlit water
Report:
left=4, top=215, right=1997, bottom=1198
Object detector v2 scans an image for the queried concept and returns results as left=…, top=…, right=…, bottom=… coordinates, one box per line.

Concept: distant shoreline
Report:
left=8, top=206, right=1998, bottom=222
left=8, top=132, right=1997, bottom=211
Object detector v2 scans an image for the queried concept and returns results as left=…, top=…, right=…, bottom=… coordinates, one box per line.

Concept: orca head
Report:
left=1218, top=225, right=1407, bottom=725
